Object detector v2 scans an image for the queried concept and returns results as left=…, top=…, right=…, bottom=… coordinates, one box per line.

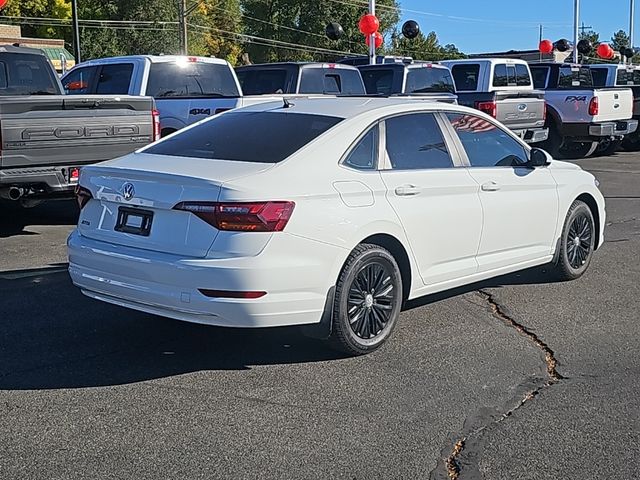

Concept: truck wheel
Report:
left=594, top=139, right=622, bottom=157
left=622, top=132, right=640, bottom=151
left=538, top=125, right=562, bottom=158
left=558, top=141, right=598, bottom=160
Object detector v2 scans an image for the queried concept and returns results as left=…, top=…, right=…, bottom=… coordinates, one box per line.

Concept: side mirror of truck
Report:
left=527, top=147, right=552, bottom=167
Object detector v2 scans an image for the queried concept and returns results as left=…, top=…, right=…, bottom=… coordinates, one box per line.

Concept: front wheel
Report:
left=329, top=244, right=403, bottom=356
left=552, top=200, right=596, bottom=281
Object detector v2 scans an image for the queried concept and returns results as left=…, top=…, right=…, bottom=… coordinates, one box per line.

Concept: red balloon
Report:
left=539, top=39, right=554, bottom=54
left=0, top=0, right=8, bottom=9
left=365, top=32, right=384, bottom=49
left=597, top=43, right=615, bottom=59
left=359, top=14, right=380, bottom=36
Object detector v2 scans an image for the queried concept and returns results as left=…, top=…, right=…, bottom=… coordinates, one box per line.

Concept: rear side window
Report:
left=344, top=126, right=378, bottom=170
left=361, top=69, right=395, bottom=95
left=63, top=66, right=98, bottom=94
left=451, top=64, right=480, bottom=91
left=299, top=68, right=365, bottom=94
left=95, top=63, right=133, bottom=94
left=406, top=67, right=455, bottom=93
left=558, top=67, right=593, bottom=89
left=616, top=69, right=640, bottom=85
left=385, top=113, right=453, bottom=169
left=530, top=67, right=549, bottom=89
left=145, top=112, right=342, bottom=163
left=146, top=61, right=240, bottom=98
left=0, top=53, right=60, bottom=95
left=493, top=64, right=531, bottom=87
left=236, top=69, right=289, bottom=94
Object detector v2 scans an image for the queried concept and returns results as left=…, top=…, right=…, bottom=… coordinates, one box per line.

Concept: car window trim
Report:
left=378, top=111, right=462, bottom=172
left=339, top=122, right=381, bottom=172
left=437, top=110, right=532, bottom=169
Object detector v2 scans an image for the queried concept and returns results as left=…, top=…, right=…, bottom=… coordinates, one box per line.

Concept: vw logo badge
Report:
left=517, top=103, right=528, bottom=112
left=122, top=182, right=135, bottom=201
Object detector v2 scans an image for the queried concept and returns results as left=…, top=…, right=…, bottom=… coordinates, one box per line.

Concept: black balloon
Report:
left=623, top=47, right=635, bottom=58
left=577, top=39, right=592, bottom=55
left=402, top=20, right=420, bottom=39
left=555, top=39, right=571, bottom=52
left=325, top=22, right=344, bottom=41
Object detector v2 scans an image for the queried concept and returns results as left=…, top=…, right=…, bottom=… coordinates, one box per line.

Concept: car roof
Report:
left=0, top=44, right=47, bottom=56
left=359, top=63, right=448, bottom=71
left=235, top=96, right=470, bottom=119
left=74, top=55, right=230, bottom=66
left=442, top=58, right=529, bottom=65
left=236, top=62, right=359, bottom=71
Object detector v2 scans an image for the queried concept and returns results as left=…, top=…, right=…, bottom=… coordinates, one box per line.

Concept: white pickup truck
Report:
left=61, top=55, right=283, bottom=137
left=530, top=62, right=638, bottom=158
left=441, top=58, right=548, bottom=144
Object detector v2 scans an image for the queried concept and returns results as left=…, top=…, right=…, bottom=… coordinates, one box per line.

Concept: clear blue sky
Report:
left=398, top=0, right=638, bottom=53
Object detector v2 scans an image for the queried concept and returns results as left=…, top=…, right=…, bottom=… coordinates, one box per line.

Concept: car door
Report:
left=442, top=111, right=559, bottom=272
left=379, top=112, right=483, bottom=286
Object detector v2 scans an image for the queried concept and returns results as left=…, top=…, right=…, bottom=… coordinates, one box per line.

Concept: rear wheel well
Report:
left=361, top=234, right=412, bottom=301
left=160, top=128, right=177, bottom=138
left=575, top=193, right=601, bottom=249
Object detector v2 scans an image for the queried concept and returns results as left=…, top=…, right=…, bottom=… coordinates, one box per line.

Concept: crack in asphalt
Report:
left=436, top=290, right=565, bottom=480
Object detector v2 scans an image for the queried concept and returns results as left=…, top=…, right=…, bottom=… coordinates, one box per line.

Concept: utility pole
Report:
left=179, top=0, right=188, bottom=55
left=630, top=0, right=635, bottom=64
left=539, top=24, right=543, bottom=61
left=573, top=0, right=580, bottom=63
left=579, top=22, right=593, bottom=37
left=71, top=0, right=81, bottom=63
left=368, top=0, right=376, bottom=65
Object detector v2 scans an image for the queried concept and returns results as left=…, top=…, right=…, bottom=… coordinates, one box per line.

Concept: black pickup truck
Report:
left=0, top=45, right=158, bottom=208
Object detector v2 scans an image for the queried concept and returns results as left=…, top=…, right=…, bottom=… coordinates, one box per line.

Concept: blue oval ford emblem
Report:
left=517, top=103, right=528, bottom=112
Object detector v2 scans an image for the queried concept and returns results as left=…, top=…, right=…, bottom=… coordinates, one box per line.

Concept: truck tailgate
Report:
left=593, top=88, right=634, bottom=122
left=0, top=95, right=155, bottom=169
left=494, top=91, right=546, bottom=130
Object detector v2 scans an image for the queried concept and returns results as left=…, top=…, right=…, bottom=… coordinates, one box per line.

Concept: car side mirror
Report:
left=527, top=148, right=552, bottom=167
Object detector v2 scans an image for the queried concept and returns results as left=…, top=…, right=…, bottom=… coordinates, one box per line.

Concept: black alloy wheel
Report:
left=329, top=244, right=403, bottom=355
left=553, top=200, right=596, bottom=280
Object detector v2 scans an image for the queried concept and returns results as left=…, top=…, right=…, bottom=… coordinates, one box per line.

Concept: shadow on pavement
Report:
left=0, top=264, right=559, bottom=391
left=0, top=200, right=78, bottom=238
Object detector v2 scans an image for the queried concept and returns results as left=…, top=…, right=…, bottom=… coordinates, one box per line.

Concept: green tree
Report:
left=611, top=29, right=630, bottom=52
left=579, top=29, right=600, bottom=47
left=1, top=0, right=71, bottom=40
left=388, top=30, right=464, bottom=61
left=240, top=0, right=400, bottom=63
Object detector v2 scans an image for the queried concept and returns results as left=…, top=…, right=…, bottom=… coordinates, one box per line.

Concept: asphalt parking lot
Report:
left=1, top=154, right=639, bottom=480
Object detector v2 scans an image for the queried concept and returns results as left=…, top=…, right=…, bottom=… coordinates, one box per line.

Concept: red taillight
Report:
left=588, top=97, right=599, bottom=116
left=75, top=185, right=92, bottom=210
left=70, top=167, right=80, bottom=181
left=152, top=108, right=161, bottom=141
left=475, top=100, right=497, bottom=118
left=173, top=201, right=295, bottom=232
left=198, top=289, right=267, bottom=299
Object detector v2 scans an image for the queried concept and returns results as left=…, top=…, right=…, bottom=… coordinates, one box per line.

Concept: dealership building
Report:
left=0, top=24, right=75, bottom=72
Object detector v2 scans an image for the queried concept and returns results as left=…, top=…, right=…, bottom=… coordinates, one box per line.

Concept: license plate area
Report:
left=115, top=207, right=153, bottom=236
left=616, top=121, right=629, bottom=131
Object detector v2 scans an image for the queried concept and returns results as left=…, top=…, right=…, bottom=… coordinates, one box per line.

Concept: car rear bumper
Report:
left=513, top=127, right=549, bottom=144
left=67, top=229, right=344, bottom=328
left=589, top=120, right=639, bottom=137
left=0, top=165, right=80, bottom=196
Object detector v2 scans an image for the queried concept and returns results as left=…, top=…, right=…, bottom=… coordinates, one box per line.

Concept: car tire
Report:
left=622, top=132, right=640, bottom=151
left=328, top=244, right=403, bottom=356
left=553, top=200, right=596, bottom=281
left=594, top=139, right=622, bottom=157
left=539, top=124, right=562, bottom=158
left=558, top=141, right=598, bottom=160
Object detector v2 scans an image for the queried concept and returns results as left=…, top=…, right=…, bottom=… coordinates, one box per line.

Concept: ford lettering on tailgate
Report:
left=21, top=125, right=141, bottom=140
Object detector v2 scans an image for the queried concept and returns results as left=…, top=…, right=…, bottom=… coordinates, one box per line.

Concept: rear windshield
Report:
left=530, top=66, right=550, bottom=89
left=558, top=67, right=593, bottom=89
left=0, top=53, right=60, bottom=95
left=361, top=69, right=395, bottom=94
left=236, top=68, right=290, bottom=94
left=616, top=69, right=640, bottom=86
left=492, top=64, right=532, bottom=87
left=146, top=61, right=240, bottom=98
left=451, top=64, right=480, bottom=91
left=406, top=67, right=455, bottom=93
left=145, top=111, right=342, bottom=163
left=298, top=68, right=365, bottom=95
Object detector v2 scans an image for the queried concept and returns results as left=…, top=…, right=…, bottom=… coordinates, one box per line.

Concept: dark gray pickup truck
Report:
left=0, top=45, right=158, bottom=207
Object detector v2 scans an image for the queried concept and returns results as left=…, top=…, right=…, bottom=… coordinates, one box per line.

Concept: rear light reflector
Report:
left=543, top=101, right=547, bottom=122
left=198, top=289, right=266, bottom=299
left=69, top=167, right=80, bottom=183
left=475, top=100, right=497, bottom=118
left=173, top=201, right=295, bottom=232
left=589, top=97, right=599, bottom=116
left=152, top=108, right=161, bottom=141
left=75, top=185, right=93, bottom=210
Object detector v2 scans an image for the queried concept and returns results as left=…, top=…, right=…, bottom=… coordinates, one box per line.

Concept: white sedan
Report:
left=68, top=98, right=605, bottom=355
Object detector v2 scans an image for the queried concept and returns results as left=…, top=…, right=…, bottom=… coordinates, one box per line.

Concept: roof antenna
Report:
left=283, top=98, right=294, bottom=109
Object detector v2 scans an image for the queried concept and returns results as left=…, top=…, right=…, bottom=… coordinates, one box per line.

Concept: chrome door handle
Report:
left=395, top=184, right=421, bottom=196
left=481, top=181, right=501, bottom=192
